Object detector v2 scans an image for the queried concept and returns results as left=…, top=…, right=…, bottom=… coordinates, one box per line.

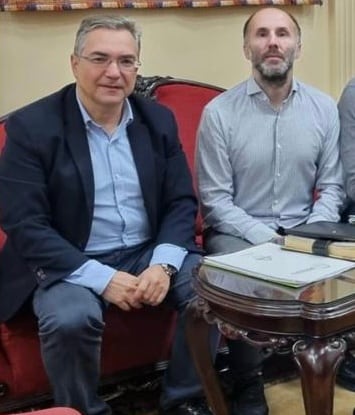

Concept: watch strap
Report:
left=160, top=263, right=177, bottom=278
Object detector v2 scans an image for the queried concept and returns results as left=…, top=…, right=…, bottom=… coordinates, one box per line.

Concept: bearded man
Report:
left=196, top=7, right=345, bottom=415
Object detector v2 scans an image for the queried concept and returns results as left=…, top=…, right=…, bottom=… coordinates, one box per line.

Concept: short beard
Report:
left=255, top=60, right=292, bottom=86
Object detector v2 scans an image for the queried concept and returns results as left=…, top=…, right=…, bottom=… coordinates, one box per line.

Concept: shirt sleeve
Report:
left=64, top=243, right=187, bottom=294
left=196, top=106, right=276, bottom=245
left=64, top=260, right=116, bottom=295
left=149, top=243, right=188, bottom=270
left=307, top=104, right=345, bottom=223
left=339, top=80, right=355, bottom=202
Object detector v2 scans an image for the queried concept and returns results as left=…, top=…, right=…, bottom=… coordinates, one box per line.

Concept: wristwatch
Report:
left=160, top=263, right=178, bottom=278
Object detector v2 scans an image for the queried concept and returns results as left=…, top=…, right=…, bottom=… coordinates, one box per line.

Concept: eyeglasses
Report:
left=78, top=54, right=141, bottom=72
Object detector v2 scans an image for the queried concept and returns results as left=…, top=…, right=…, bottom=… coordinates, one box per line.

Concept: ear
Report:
left=243, top=42, right=251, bottom=61
left=70, top=54, right=79, bottom=78
left=294, top=41, right=302, bottom=60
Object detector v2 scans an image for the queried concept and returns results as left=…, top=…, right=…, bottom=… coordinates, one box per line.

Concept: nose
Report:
left=105, top=60, right=121, bottom=77
left=268, top=32, right=280, bottom=48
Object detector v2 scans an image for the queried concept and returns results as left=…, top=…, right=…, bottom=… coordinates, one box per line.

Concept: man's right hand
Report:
left=102, top=271, right=142, bottom=311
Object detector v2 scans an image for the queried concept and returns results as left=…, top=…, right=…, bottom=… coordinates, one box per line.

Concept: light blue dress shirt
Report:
left=64, top=93, right=187, bottom=294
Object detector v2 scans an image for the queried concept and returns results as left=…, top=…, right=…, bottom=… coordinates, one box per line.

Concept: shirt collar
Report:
left=246, top=76, right=299, bottom=100
left=75, top=88, right=134, bottom=129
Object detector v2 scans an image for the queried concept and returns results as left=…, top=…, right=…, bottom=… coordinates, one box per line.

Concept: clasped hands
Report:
left=102, top=264, right=170, bottom=311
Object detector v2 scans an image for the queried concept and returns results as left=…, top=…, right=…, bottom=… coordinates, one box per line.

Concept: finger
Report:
left=127, top=297, right=143, bottom=309
left=142, top=279, right=165, bottom=303
left=142, top=284, right=157, bottom=303
left=124, top=291, right=144, bottom=309
left=147, top=281, right=169, bottom=305
left=134, top=278, right=151, bottom=301
left=115, top=300, right=131, bottom=311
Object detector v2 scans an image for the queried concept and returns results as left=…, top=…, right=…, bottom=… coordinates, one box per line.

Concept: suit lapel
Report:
left=127, top=117, right=158, bottom=232
left=63, top=87, right=94, bottom=217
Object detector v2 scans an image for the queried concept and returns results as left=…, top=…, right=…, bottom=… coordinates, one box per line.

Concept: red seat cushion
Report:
left=0, top=306, right=175, bottom=400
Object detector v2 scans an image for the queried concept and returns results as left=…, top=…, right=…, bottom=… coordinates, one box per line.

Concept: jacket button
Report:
left=36, top=269, right=46, bottom=280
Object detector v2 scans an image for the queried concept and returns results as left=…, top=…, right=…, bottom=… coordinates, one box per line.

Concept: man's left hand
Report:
left=134, top=264, right=170, bottom=306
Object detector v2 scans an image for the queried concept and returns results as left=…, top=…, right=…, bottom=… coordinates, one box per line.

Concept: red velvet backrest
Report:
left=151, top=79, right=224, bottom=238
left=0, top=118, right=7, bottom=249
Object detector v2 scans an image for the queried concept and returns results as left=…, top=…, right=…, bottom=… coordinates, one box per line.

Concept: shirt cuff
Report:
left=306, top=216, right=328, bottom=224
left=149, top=243, right=188, bottom=271
left=244, top=223, right=277, bottom=245
left=64, top=259, right=116, bottom=295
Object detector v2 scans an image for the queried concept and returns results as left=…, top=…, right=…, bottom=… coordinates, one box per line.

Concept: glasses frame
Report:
left=77, top=54, right=141, bottom=72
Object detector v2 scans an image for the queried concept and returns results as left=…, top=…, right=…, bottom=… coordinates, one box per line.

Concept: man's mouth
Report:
left=264, top=54, right=283, bottom=61
left=100, top=85, right=122, bottom=90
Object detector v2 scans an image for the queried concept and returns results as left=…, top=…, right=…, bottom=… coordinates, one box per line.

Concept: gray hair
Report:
left=74, top=15, right=142, bottom=56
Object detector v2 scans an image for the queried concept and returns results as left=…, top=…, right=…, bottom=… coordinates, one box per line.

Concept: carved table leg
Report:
left=292, top=338, right=346, bottom=415
left=186, top=299, right=229, bottom=415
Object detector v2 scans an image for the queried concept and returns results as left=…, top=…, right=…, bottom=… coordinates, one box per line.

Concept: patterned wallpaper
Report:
left=0, top=0, right=322, bottom=12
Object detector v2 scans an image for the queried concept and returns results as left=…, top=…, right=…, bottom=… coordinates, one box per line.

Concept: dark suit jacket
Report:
left=0, top=84, right=199, bottom=322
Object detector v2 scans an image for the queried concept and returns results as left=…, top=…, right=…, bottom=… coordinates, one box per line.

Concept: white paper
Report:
left=203, top=242, right=355, bottom=287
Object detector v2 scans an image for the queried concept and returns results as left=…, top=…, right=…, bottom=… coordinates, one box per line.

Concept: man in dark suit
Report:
left=0, top=15, right=217, bottom=415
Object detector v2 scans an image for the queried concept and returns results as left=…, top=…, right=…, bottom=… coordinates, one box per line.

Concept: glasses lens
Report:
left=119, top=58, right=138, bottom=71
left=80, top=55, right=140, bottom=71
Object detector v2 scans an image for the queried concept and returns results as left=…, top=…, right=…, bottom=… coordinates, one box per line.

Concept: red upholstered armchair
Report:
left=136, top=76, right=224, bottom=246
left=0, top=76, right=224, bottom=412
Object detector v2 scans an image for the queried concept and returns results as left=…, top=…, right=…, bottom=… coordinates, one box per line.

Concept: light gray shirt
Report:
left=196, top=77, right=345, bottom=245
left=339, top=77, right=355, bottom=201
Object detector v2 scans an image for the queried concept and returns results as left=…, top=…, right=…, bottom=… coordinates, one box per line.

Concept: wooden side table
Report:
left=186, top=265, right=355, bottom=415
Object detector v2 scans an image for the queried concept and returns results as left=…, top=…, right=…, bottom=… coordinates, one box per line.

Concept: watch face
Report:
left=161, top=264, right=177, bottom=277
left=167, top=265, right=177, bottom=277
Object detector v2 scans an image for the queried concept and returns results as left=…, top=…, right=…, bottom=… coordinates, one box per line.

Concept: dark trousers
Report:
left=341, top=198, right=355, bottom=223
left=33, top=242, right=220, bottom=415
